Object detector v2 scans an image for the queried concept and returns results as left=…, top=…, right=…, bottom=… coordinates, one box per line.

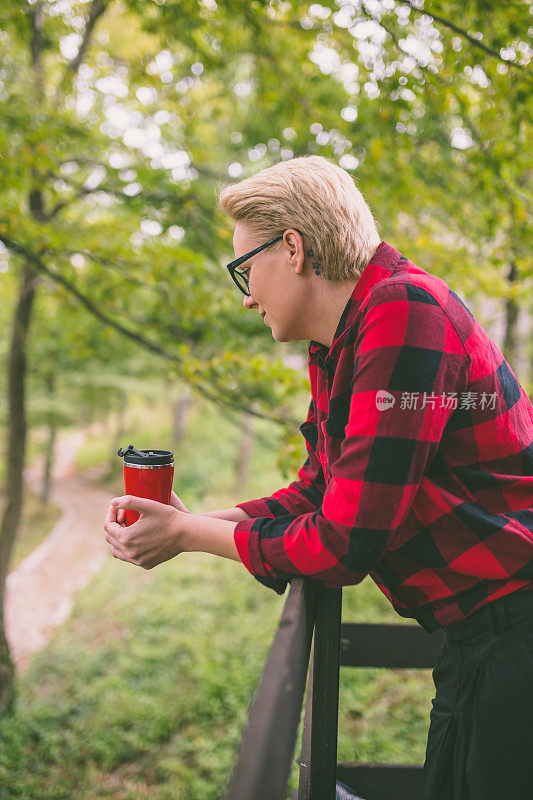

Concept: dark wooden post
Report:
left=298, top=586, right=342, bottom=800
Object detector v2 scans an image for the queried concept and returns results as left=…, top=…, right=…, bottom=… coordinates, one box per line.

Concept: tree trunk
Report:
left=503, top=257, right=519, bottom=367
left=233, top=415, right=256, bottom=494
left=109, top=390, right=128, bottom=472
left=41, top=372, right=57, bottom=505
left=0, top=0, right=108, bottom=710
left=172, top=386, right=192, bottom=449
left=0, top=1, right=46, bottom=708
left=0, top=261, right=39, bottom=710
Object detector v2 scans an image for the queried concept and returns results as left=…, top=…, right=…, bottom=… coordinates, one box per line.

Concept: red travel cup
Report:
left=117, top=444, right=174, bottom=526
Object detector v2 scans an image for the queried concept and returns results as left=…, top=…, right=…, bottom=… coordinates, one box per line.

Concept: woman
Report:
left=104, top=155, right=533, bottom=799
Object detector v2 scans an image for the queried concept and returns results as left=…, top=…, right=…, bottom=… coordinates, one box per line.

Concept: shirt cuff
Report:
left=234, top=518, right=289, bottom=595
left=235, top=498, right=276, bottom=519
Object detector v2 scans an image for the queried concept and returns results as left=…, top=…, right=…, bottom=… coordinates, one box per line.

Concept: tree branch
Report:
left=28, top=0, right=44, bottom=101
left=448, top=92, right=533, bottom=205
left=44, top=170, right=200, bottom=219
left=47, top=184, right=185, bottom=217
left=67, top=0, right=109, bottom=75
left=398, top=0, right=529, bottom=73
left=45, top=246, right=160, bottom=290
left=42, top=246, right=216, bottom=345
left=48, top=186, right=96, bottom=218
left=0, top=232, right=299, bottom=428
left=52, top=0, right=110, bottom=107
left=0, top=234, right=176, bottom=356
left=359, top=8, right=533, bottom=207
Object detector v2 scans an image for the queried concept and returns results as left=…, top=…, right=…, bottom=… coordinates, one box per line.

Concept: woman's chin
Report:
left=268, top=320, right=294, bottom=342
left=271, top=328, right=289, bottom=343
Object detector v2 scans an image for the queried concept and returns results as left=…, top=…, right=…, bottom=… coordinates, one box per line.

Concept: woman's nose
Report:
left=243, top=293, right=257, bottom=311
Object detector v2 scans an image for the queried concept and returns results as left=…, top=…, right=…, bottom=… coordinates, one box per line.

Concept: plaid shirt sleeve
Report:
left=235, top=399, right=326, bottom=520
left=233, top=281, right=471, bottom=594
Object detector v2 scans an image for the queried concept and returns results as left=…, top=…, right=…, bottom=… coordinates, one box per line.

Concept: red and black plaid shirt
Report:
left=234, top=241, right=533, bottom=631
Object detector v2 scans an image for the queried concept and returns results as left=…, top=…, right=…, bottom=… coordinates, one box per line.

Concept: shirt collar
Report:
left=309, top=241, right=403, bottom=362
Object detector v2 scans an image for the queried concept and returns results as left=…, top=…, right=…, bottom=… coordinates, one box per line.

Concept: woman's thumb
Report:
left=111, top=495, right=149, bottom=512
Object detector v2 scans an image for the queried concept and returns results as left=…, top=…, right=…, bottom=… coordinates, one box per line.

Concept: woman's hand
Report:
left=104, top=495, right=189, bottom=570
left=114, top=491, right=189, bottom=525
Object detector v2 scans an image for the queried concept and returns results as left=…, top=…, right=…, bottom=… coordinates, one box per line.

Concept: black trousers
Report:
left=423, top=589, right=533, bottom=800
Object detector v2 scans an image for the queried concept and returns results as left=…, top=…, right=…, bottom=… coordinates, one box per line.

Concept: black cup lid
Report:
left=117, top=444, right=173, bottom=465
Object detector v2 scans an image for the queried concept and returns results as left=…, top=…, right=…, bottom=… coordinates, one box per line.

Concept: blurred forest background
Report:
left=0, top=1, right=531, bottom=798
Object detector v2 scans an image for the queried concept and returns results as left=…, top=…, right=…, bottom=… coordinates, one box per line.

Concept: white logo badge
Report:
left=376, top=390, right=395, bottom=411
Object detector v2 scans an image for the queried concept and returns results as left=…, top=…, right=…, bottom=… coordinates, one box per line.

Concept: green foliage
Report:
left=1, top=0, right=531, bottom=438
left=0, top=396, right=435, bottom=798
left=0, top=1, right=531, bottom=507
left=0, top=555, right=285, bottom=799
left=0, top=550, right=434, bottom=800
left=0, top=1, right=531, bottom=788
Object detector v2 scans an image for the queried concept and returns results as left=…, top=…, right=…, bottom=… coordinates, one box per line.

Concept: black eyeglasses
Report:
left=226, top=229, right=304, bottom=296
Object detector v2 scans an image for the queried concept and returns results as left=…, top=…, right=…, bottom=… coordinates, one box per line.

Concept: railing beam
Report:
left=226, top=578, right=316, bottom=800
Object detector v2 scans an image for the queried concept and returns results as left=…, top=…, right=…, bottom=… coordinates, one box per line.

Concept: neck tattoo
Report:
left=307, top=247, right=322, bottom=276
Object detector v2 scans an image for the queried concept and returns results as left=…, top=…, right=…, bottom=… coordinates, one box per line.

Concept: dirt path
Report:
left=5, top=427, right=113, bottom=674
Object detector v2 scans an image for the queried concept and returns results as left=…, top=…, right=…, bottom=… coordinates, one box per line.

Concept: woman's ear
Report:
left=286, top=229, right=305, bottom=272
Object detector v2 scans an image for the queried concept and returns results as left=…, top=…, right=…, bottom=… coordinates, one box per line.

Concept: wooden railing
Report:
left=225, top=578, right=444, bottom=800
left=225, top=578, right=317, bottom=799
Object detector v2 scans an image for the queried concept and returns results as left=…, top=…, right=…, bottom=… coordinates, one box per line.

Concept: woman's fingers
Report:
left=103, top=496, right=181, bottom=570
left=170, top=490, right=190, bottom=513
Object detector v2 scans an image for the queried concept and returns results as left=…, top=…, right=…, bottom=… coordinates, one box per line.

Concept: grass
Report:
left=339, top=587, right=435, bottom=766
left=0, top=395, right=436, bottom=799
left=0, top=554, right=285, bottom=799
left=0, top=555, right=436, bottom=799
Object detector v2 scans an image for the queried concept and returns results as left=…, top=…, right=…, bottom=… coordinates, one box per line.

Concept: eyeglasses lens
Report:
left=233, top=269, right=249, bottom=295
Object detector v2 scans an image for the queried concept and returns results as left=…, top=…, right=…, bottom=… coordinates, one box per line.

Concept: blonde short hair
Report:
left=218, top=155, right=381, bottom=281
